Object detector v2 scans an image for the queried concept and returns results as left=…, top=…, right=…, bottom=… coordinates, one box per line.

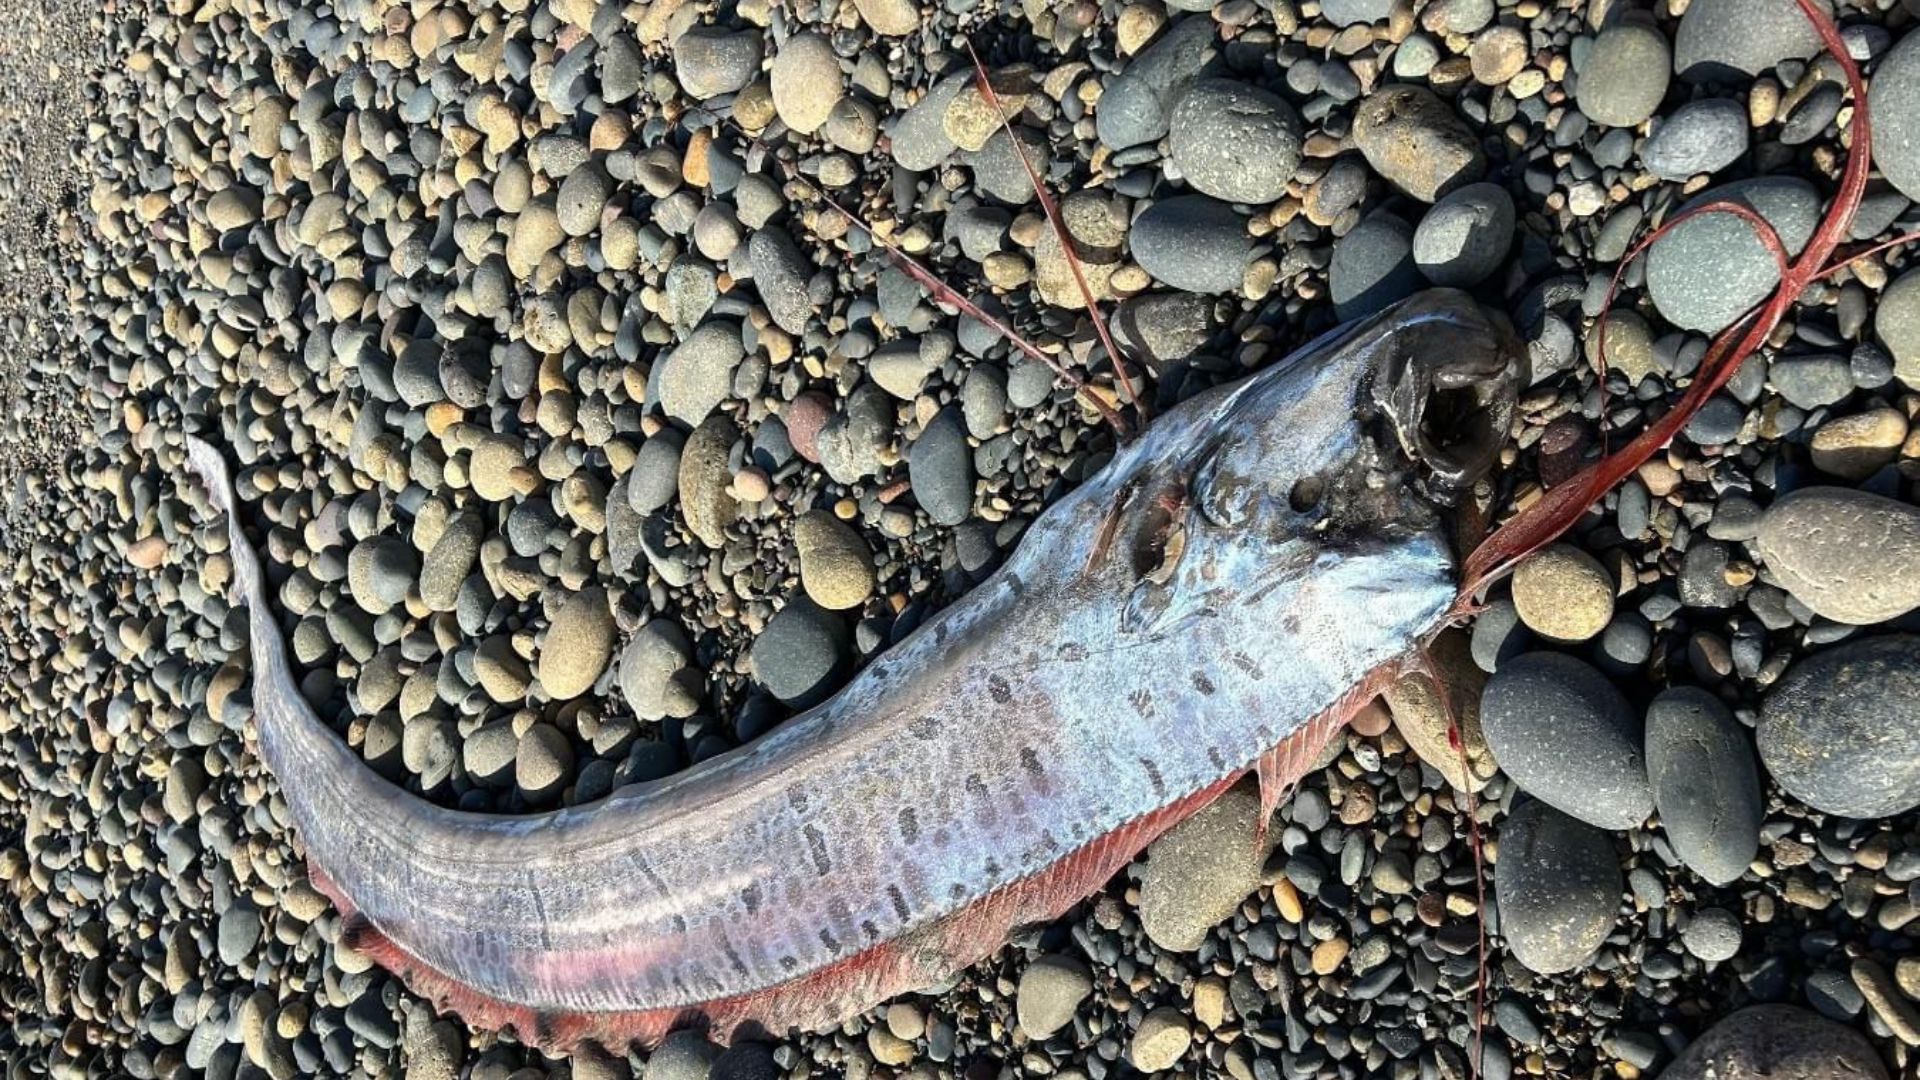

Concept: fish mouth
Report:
left=1369, top=291, right=1527, bottom=499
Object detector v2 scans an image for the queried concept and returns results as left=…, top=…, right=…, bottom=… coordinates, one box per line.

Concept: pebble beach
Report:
left=4, top=0, right=1920, bottom=1077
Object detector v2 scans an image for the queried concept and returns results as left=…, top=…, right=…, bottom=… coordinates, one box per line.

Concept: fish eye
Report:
left=1289, top=475, right=1326, bottom=514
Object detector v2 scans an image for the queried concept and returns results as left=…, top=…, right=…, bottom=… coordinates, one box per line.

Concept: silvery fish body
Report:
left=182, top=289, right=1523, bottom=1052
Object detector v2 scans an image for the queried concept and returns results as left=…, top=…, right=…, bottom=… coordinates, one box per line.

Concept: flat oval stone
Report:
left=1754, top=487, right=1920, bottom=624
left=1758, top=635, right=1920, bottom=819
left=1870, top=23, right=1920, bottom=200
left=1647, top=177, right=1821, bottom=333
left=1645, top=687, right=1761, bottom=886
left=1129, top=195, right=1250, bottom=294
left=1661, top=1006, right=1887, bottom=1080
left=1480, top=652, right=1653, bottom=830
left=1494, top=799, right=1621, bottom=975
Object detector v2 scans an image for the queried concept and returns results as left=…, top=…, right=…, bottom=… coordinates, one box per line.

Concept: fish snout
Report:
left=1368, top=289, right=1528, bottom=500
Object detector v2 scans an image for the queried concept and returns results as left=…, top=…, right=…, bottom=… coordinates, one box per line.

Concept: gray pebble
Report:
left=749, top=228, right=814, bottom=335
left=1661, top=1006, right=1888, bottom=1080
left=1130, top=195, right=1249, bottom=294
left=751, top=597, right=848, bottom=707
left=1096, top=16, right=1218, bottom=151
left=1641, top=98, right=1749, bottom=180
left=1321, top=0, right=1393, bottom=25
left=1495, top=799, right=1621, bottom=975
left=673, top=27, right=764, bottom=101
left=1577, top=22, right=1672, bottom=128
left=1646, top=687, right=1761, bottom=885
left=1480, top=651, right=1653, bottom=830
left=1759, top=634, right=1920, bottom=818
left=1876, top=267, right=1920, bottom=388
left=1412, top=182, right=1514, bottom=287
left=1754, top=487, right=1920, bottom=624
left=1167, top=79, right=1302, bottom=205
left=909, top=406, right=975, bottom=526
left=1871, top=29, right=1920, bottom=201
left=1680, top=906, right=1744, bottom=962
left=1331, top=211, right=1421, bottom=321
left=630, top=431, right=685, bottom=514
left=888, top=72, right=970, bottom=172
left=1647, top=177, right=1822, bottom=333
left=1674, top=0, right=1829, bottom=82
left=1768, top=353, right=1853, bottom=410
left=1016, top=955, right=1094, bottom=1040
left=658, top=321, right=744, bottom=425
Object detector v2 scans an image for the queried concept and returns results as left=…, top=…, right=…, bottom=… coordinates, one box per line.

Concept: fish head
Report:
left=1097, top=289, right=1526, bottom=644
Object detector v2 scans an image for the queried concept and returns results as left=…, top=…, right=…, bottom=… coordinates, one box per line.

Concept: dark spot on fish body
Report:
left=1231, top=651, right=1265, bottom=679
left=983, top=856, right=1003, bottom=879
left=1130, top=688, right=1154, bottom=718
left=804, top=824, right=832, bottom=875
left=722, top=938, right=750, bottom=976
left=781, top=954, right=799, bottom=972
left=909, top=715, right=939, bottom=740
left=1058, top=642, right=1089, bottom=662
left=1192, top=672, right=1217, bottom=695
left=987, top=674, right=1012, bottom=704
left=1140, top=757, right=1168, bottom=798
left=897, top=807, right=921, bottom=843
left=933, top=827, right=952, bottom=848
left=966, top=774, right=998, bottom=825
left=862, top=919, right=881, bottom=942
left=1208, top=746, right=1229, bottom=772
left=888, top=884, right=912, bottom=921
left=740, top=882, right=763, bottom=914
left=950, top=882, right=968, bottom=901
left=788, top=787, right=810, bottom=812
left=1018, top=745, right=1049, bottom=790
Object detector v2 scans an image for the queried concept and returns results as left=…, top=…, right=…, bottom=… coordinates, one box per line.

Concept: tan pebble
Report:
left=1310, top=937, right=1350, bottom=975
left=1854, top=958, right=1920, bottom=1045
left=1349, top=698, right=1392, bottom=738
left=1469, top=26, right=1528, bottom=85
left=1192, top=975, right=1228, bottom=1029
left=1810, top=408, right=1908, bottom=481
left=1117, top=2, right=1167, bottom=54
left=1638, top=459, right=1682, bottom=497
left=1274, top=878, right=1305, bottom=922
left=1383, top=630, right=1495, bottom=792
left=1511, top=543, right=1614, bottom=642
left=1130, top=1008, right=1191, bottom=1072
left=731, top=466, right=771, bottom=503
left=125, top=535, right=168, bottom=570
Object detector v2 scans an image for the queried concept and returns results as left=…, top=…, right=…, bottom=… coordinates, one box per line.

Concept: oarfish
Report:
left=180, top=288, right=1524, bottom=1053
